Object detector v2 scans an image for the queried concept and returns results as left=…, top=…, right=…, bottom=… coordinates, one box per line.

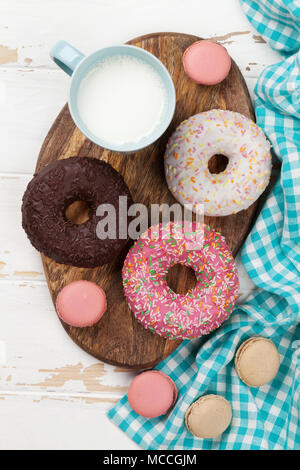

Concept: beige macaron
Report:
left=235, top=336, right=280, bottom=387
left=185, top=394, right=232, bottom=439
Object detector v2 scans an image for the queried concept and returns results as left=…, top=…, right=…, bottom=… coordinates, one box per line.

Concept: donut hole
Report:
left=166, top=263, right=197, bottom=295
left=208, top=154, right=229, bottom=174
left=65, top=200, right=91, bottom=225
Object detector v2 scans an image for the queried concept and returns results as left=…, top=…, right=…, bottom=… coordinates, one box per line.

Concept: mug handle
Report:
left=50, top=40, right=85, bottom=76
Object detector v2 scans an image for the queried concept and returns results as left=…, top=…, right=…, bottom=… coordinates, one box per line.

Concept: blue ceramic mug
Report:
left=50, top=40, right=176, bottom=153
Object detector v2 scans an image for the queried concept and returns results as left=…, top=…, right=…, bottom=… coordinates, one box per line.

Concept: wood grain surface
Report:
left=36, top=32, right=256, bottom=369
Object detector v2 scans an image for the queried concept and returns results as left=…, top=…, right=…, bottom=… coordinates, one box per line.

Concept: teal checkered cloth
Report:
left=108, top=0, right=300, bottom=450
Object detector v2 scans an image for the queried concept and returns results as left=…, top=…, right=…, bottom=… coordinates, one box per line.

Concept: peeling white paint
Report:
left=0, top=341, right=7, bottom=365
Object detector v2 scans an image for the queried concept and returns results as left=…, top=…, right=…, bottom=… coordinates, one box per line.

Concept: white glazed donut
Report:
left=164, top=109, right=272, bottom=216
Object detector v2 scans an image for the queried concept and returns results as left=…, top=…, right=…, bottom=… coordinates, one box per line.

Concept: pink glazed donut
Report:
left=122, top=222, right=239, bottom=339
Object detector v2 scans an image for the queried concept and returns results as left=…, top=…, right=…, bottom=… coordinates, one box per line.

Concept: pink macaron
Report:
left=56, top=280, right=107, bottom=327
left=183, top=40, right=231, bottom=85
left=128, top=370, right=178, bottom=418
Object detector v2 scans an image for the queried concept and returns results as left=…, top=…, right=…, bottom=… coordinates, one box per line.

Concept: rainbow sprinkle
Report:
left=122, top=222, right=239, bottom=340
left=164, top=109, right=272, bottom=217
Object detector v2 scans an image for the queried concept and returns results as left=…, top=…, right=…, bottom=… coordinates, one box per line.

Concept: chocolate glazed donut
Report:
left=22, top=157, right=133, bottom=268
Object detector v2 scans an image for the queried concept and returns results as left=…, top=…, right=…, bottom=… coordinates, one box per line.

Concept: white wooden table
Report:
left=0, top=0, right=280, bottom=450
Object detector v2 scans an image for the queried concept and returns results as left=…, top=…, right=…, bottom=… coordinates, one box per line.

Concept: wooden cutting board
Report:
left=36, top=32, right=257, bottom=369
